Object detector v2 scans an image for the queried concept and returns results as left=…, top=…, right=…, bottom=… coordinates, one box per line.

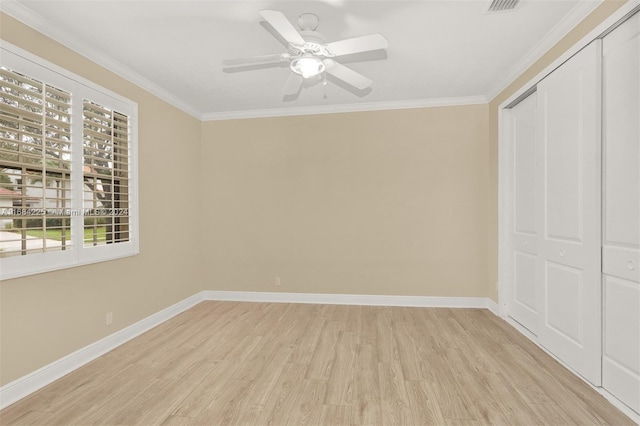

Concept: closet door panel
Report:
left=545, top=263, right=582, bottom=340
left=509, top=93, right=538, bottom=334
left=603, top=276, right=639, bottom=414
left=543, top=87, right=583, bottom=241
left=514, top=95, right=538, bottom=235
left=536, top=40, right=602, bottom=386
left=603, top=13, right=640, bottom=248
left=513, top=251, right=537, bottom=314
left=602, top=10, right=640, bottom=414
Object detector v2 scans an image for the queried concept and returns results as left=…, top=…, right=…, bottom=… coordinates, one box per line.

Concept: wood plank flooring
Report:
left=0, top=301, right=634, bottom=425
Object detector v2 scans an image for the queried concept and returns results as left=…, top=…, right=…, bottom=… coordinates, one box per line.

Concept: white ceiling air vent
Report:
left=486, top=0, right=520, bottom=13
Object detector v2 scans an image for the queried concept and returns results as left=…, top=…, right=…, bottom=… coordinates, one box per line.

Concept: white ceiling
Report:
left=1, top=0, right=601, bottom=119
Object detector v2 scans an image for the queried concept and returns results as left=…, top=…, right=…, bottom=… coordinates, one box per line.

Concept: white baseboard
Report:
left=485, top=298, right=499, bottom=315
left=203, top=290, right=496, bottom=310
left=600, top=388, right=640, bottom=424
left=0, top=290, right=497, bottom=411
left=0, top=291, right=205, bottom=410
left=501, top=317, right=640, bottom=423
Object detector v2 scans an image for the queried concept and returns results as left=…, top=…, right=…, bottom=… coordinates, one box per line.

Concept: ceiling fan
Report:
left=223, top=10, right=388, bottom=98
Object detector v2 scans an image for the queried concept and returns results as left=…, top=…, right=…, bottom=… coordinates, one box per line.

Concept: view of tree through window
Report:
left=0, top=67, right=72, bottom=257
left=0, top=66, right=130, bottom=259
left=82, top=100, right=130, bottom=247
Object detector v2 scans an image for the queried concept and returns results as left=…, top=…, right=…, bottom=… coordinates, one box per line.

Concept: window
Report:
left=0, top=42, right=138, bottom=279
left=82, top=101, right=130, bottom=247
left=0, top=68, right=73, bottom=257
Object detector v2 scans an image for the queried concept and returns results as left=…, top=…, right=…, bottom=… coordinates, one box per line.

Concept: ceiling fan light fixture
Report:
left=290, top=55, right=325, bottom=79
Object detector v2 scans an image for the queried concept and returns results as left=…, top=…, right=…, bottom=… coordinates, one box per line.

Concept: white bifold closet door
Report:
left=535, top=40, right=602, bottom=386
left=508, top=93, right=539, bottom=335
left=602, top=11, right=640, bottom=414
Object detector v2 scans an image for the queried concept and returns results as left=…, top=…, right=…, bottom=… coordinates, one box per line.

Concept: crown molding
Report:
left=201, top=96, right=488, bottom=121
left=486, top=0, right=603, bottom=101
left=1, top=1, right=485, bottom=122
left=1, top=0, right=599, bottom=121
left=0, top=1, right=202, bottom=120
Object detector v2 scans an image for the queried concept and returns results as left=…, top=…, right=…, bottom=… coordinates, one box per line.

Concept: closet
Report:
left=506, top=11, right=639, bottom=415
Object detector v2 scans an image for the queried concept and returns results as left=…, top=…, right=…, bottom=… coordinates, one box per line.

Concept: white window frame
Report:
left=0, top=41, right=139, bottom=280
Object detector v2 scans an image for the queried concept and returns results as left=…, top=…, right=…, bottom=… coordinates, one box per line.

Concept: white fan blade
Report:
left=324, top=59, right=372, bottom=90
left=283, top=73, right=304, bottom=97
left=325, top=34, right=388, bottom=57
left=223, top=54, right=289, bottom=67
left=259, top=10, right=306, bottom=46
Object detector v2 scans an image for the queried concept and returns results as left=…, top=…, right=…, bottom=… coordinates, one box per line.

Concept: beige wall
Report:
left=0, top=14, right=203, bottom=385
left=486, top=0, right=630, bottom=301
left=201, top=105, right=490, bottom=297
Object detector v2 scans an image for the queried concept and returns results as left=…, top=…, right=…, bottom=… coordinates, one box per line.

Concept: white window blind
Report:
left=0, top=67, right=73, bottom=257
left=83, top=100, right=130, bottom=247
left=0, top=42, right=138, bottom=279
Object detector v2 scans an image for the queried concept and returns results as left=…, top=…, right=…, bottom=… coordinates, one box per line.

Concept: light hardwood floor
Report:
left=0, top=301, right=634, bottom=425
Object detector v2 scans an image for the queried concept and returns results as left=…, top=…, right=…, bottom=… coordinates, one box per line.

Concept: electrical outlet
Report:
left=106, top=312, right=113, bottom=326
left=275, top=276, right=281, bottom=286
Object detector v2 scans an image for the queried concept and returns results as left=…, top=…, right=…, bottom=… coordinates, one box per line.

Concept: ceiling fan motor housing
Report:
left=288, top=32, right=333, bottom=58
